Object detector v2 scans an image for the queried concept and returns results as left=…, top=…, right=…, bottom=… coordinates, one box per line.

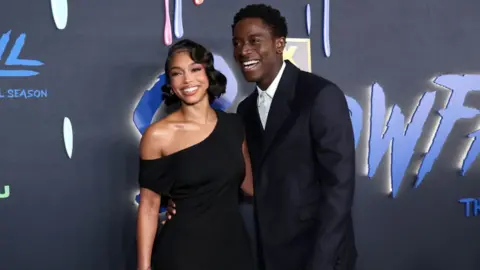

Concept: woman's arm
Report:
left=137, top=189, right=160, bottom=270
left=240, top=139, right=254, bottom=196
left=136, top=127, right=164, bottom=270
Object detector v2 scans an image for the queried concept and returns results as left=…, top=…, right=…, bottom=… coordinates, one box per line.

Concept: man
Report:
left=167, top=4, right=357, bottom=270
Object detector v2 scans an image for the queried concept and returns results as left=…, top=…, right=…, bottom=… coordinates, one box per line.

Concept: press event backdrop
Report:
left=0, top=0, right=479, bottom=269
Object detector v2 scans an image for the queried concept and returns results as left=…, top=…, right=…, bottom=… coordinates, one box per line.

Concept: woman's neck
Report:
left=179, top=99, right=215, bottom=124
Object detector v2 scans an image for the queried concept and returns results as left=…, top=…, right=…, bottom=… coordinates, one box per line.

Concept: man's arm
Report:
left=240, top=138, right=254, bottom=196
left=308, top=84, right=356, bottom=270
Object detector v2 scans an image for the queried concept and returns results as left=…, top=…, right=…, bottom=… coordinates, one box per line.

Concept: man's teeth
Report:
left=184, top=86, right=198, bottom=93
left=243, top=60, right=259, bottom=69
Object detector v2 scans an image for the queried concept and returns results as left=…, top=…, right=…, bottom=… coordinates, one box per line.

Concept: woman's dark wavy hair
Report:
left=161, top=39, right=227, bottom=106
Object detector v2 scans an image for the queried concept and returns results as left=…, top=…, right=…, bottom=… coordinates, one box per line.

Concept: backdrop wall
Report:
left=0, top=0, right=479, bottom=270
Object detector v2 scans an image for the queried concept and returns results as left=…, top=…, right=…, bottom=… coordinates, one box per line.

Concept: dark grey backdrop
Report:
left=0, top=0, right=479, bottom=269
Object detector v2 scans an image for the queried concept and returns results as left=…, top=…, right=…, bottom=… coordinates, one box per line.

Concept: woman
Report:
left=136, top=39, right=254, bottom=270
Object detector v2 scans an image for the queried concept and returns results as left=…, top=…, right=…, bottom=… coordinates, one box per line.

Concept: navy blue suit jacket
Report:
left=237, top=61, right=357, bottom=270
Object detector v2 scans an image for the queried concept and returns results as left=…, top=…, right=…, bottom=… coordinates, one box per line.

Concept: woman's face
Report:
left=168, top=51, right=209, bottom=105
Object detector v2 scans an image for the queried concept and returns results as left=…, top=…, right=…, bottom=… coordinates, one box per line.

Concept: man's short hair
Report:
left=232, top=4, right=288, bottom=38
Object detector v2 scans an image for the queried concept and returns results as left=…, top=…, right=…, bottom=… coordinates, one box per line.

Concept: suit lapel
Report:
left=244, top=90, right=263, bottom=135
left=261, top=61, right=299, bottom=161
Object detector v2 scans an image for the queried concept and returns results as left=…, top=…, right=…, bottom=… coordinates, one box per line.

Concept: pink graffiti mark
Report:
left=164, top=0, right=173, bottom=45
left=193, top=0, right=203, bottom=6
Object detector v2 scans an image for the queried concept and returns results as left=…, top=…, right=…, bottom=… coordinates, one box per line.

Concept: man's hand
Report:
left=161, top=199, right=176, bottom=225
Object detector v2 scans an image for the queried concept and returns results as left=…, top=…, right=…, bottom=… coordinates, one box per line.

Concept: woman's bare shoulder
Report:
left=140, top=114, right=179, bottom=159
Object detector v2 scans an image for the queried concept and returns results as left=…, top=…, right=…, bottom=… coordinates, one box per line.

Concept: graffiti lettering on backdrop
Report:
left=283, top=38, right=479, bottom=198
left=358, top=75, right=480, bottom=198
left=458, top=198, right=480, bottom=217
left=0, top=30, right=48, bottom=99
left=0, top=185, right=10, bottom=199
left=272, top=39, right=478, bottom=198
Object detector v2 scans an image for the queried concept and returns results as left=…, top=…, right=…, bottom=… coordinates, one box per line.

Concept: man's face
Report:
left=232, top=18, right=285, bottom=87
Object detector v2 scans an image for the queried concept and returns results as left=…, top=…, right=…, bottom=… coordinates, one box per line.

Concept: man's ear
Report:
left=275, top=37, right=286, bottom=54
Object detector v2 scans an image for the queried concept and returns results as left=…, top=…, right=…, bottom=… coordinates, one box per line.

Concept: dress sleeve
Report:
left=138, top=158, right=174, bottom=196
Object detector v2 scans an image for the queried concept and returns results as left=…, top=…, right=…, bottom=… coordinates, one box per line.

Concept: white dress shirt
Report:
left=257, top=62, right=286, bottom=128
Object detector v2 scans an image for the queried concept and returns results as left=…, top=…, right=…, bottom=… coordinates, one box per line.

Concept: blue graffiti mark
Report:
left=0, top=30, right=43, bottom=77
left=458, top=198, right=480, bottom=217
left=305, top=4, right=311, bottom=36
left=133, top=73, right=166, bottom=135
left=416, top=75, right=480, bottom=187
left=461, top=129, right=480, bottom=175
left=174, top=0, right=184, bottom=38
left=323, top=0, right=331, bottom=57
left=346, top=96, right=363, bottom=148
left=366, top=83, right=435, bottom=197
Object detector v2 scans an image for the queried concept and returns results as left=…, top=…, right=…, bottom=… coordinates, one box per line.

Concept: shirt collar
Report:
left=256, top=61, right=286, bottom=99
